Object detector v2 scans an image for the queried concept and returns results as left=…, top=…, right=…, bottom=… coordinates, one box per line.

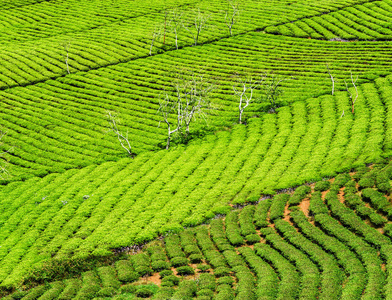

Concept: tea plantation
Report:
left=4, top=162, right=392, bottom=299
left=1, top=0, right=392, bottom=298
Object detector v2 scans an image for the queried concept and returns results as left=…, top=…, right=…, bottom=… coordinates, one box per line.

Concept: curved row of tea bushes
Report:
left=4, top=163, right=392, bottom=299
left=3, top=75, right=392, bottom=285
left=3, top=33, right=392, bottom=180
left=265, top=0, right=392, bottom=40
left=0, top=0, right=379, bottom=90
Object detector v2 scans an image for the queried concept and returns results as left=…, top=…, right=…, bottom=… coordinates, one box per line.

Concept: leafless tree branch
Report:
left=225, top=0, right=240, bottom=36
left=106, top=111, right=134, bottom=157
left=0, top=130, right=12, bottom=179
left=326, top=63, right=335, bottom=95
left=233, top=74, right=264, bottom=124
left=184, top=9, right=210, bottom=46
left=262, top=75, right=290, bottom=113
left=344, top=71, right=358, bottom=114
left=158, top=93, right=182, bottom=150
left=60, top=41, right=71, bottom=74
left=158, top=69, right=214, bottom=149
left=170, top=9, right=184, bottom=50
left=150, top=25, right=163, bottom=56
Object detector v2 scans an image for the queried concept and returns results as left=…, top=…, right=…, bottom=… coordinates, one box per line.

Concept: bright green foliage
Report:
left=3, top=0, right=392, bottom=292
left=74, top=271, right=101, bottom=300
left=215, top=284, right=235, bottom=300
left=239, top=205, right=256, bottom=236
left=2, top=78, right=392, bottom=285
left=270, top=194, right=290, bottom=220
left=115, top=260, right=139, bottom=283
left=254, top=198, right=272, bottom=228
left=266, top=0, right=392, bottom=40
left=58, top=279, right=81, bottom=300
left=209, top=219, right=233, bottom=251
left=172, top=280, right=197, bottom=299
left=225, top=210, right=245, bottom=246
left=314, top=180, right=331, bottom=192
left=21, top=285, right=48, bottom=300
left=5, top=164, right=392, bottom=300
left=3, top=31, right=392, bottom=180
left=38, top=281, right=64, bottom=300
left=131, top=253, right=153, bottom=276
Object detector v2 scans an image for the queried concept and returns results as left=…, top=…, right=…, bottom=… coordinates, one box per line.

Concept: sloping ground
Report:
left=1, top=74, right=392, bottom=287
left=2, top=35, right=392, bottom=179
left=0, top=0, right=379, bottom=89
left=3, top=161, right=392, bottom=299
left=266, top=0, right=392, bottom=40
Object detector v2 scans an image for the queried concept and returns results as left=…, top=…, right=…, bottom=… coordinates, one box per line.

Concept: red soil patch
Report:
left=299, top=198, right=310, bottom=218
left=338, top=187, right=345, bottom=204
left=146, top=272, right=162, bottom=285
left=283, top=203, right=291, bottom=222
left=146, top=261, right=213, bottom=287
left=364, top=202, right=372, bottom=209
left=382, top=264, right=386, bottom=271
left=171, top=267, right=178, bottom=275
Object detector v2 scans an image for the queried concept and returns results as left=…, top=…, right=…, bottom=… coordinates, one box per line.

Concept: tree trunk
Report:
left=166, top=134, right=171, bottom=150
left=175, top=29, right=178, bottom=49
left=65, top=56, right=70, bottom=74
left=163, top=13, right=167, bottom=45
left=195, top=30, right=200, bottom=46
left=149, top=41, right=154, bottom=56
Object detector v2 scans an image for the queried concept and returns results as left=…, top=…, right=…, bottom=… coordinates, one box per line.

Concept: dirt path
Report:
left=299, top=198, right=310, bottom=217
left=338, top=187, right=345, bottom=204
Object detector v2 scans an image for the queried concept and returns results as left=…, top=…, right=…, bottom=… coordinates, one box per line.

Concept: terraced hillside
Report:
left=2, top=35, right=392, bottom=179
left=0, top=0, right=382, bottom=90
left=2, top=0, right=392, bottom=180
left=1, top=74, right=392, bottom=288
left=1, top=0, right=392, bottom=295
left=4, top=162, right=392, bottom=299
left=266, top=0, right=392, bottom=40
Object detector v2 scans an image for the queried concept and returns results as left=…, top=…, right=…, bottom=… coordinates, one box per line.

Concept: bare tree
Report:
left=344, top=71, right=358, bottom=114
left=225, top=0, right=240, bottom=36
left=233, top=75, right=264, bottom=124
left=158, top=69, right=214, bottom=149
left=106, top=111, right=134, bottom=157
left=184, top=9, right=210, bottom=46
left=0, top=130, right=12, bottom=179
left=326, top=63, right=335, bottom=95
left=158, top=93, right=182, bottom=150
left=183, top=72, right=214, bottom=133
left=262, top=75, right=289, bottom=113
left=60, top=41, right=71, bottom=74
left=163, top=10, right=170, bottom=45
left=150, top=25, right=163, bottom=56
left=170, top=9, right=184, bottom=50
